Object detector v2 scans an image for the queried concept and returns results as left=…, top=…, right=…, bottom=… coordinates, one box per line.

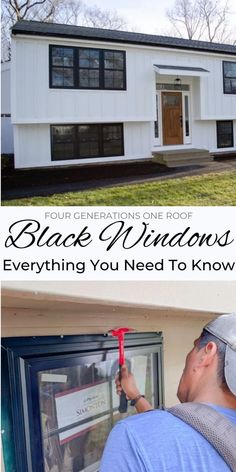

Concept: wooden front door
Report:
left=162, top=92, right=183, bottom=145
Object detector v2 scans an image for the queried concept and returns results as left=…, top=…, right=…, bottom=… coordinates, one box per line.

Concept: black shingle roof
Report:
left=12, top=20, right=236, bottom=56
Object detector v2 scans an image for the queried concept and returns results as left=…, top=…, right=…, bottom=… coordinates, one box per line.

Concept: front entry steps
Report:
left=152, top=148, right=213, bottom=168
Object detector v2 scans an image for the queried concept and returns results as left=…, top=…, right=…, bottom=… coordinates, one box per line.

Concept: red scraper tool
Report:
left=109, top=327, right=134, bottom=413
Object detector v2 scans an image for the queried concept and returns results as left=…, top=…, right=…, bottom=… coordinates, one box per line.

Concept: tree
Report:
left=1, top=0, right=127, bottom=61
left=2, top=0, right=56, bottom=22
left=82, top=6, right=127, bottom=29
left=166, top=0, right=235, bottom=43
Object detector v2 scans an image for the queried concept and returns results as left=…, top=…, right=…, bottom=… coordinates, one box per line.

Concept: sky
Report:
left=85, top=0, right=236, bottom=36
left=86, top=0, right=174, bottom=34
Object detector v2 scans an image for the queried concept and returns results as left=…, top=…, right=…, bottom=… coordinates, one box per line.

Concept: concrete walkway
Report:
left=2, top=157, right=236, bottom=201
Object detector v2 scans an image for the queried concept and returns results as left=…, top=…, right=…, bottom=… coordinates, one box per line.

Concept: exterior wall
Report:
left=11, top=36, right=236, bottom=124
left=192, top=119, right=236, bottom=153
left=1, top=118, right=14, bottom=154
left=14, top=121, right=152, bottom=168
left=1, top=302, right=211, bottom=407
left=1, top=63, right=11, bottom=113
left=2, top=281, right=235, bottom=404
left=1, top=63, right=14, bottom=154
left=11, top=34, right=236, bottom=167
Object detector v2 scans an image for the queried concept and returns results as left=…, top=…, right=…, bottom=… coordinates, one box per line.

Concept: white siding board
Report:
left=1, top=118, right=14, bottom=153
left=1, top=63, right=14, bottom=154
left=1, top=65, right=11, bottom=113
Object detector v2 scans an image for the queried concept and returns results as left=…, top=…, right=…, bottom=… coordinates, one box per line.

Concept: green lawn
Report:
left=2, top=170, right=236, bottom=206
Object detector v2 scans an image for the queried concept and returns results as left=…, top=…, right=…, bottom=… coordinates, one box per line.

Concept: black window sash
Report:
left=216, top=120, right=234, bottom=148
left=50, top=45, right=126, bottom=90
left=51, top=123, right=124, bottom=160
left=223, top=61, right=236, bottom=94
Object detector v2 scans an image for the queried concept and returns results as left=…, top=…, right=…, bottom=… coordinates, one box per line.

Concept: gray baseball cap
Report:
left=204, top=313, right=236, bottom=396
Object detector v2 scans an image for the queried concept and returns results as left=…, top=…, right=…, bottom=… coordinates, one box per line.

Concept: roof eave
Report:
left=11, top=28, right=236, bottom=56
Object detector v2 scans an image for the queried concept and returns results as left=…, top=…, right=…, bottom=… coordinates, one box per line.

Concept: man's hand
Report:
left=115, top=364, right=154, bottom=413
left=115, top=364, right=140, bottom=400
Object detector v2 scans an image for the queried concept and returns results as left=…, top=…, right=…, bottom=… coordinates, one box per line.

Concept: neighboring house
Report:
left=1, top=62, right=14, bottom=155
left=11, top=20, right=236, bottom=169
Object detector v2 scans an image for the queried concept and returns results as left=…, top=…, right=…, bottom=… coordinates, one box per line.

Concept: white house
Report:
left=11, top=20, right=236, bottom=169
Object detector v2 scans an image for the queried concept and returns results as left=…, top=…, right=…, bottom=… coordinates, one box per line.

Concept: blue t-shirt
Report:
left=100, top=405, right=236, bottom=471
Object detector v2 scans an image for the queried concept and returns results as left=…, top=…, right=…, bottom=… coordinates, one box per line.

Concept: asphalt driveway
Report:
left=2, top=156, right=236, bottom=201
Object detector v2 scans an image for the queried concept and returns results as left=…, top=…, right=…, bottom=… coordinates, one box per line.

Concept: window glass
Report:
left=184, top=95, right=190, bottom=137
left=163, top=94, right=181, bottom=107
left=52, top=68, right=74, bottom=87
left=51, top=47, right=74, bottom=87
left=103, top=124, right=123, bottom=156
left=78, top=125, right=100, bottom=157
left=104, top=51, right=124, bottom=70
left=79, top=69, right=100, bottom=88
left=52, top=47, right=74, bottom=67
left=104, top=70, right=124, bottom=89
left=154, top=94, right=159, bottom=138
left=79, top=49, right=100, bottom=68
left=52, top=126, right=76, bottom=160
left=223, top=62, right=236, bottom=94
left=156, top=83, right=190, bottom=91
left=38, top=354, right=155, bottom=472
left=217, top=121, right=234, bottom=148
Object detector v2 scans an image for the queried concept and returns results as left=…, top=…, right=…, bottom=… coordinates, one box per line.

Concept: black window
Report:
left=51, top=46, right=75, bottom=88
left=217, top=121, right=234, bottom=148
left=50, top=46, right=126, bottom=90
left=2, top=333, right=163, bottom=472
left=51, top=123, right=124, bottom=160
left=223, top=61, right=236, bottom=94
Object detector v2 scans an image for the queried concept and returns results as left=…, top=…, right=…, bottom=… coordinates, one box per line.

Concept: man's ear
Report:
left=199, top=342, right=218, bottom=367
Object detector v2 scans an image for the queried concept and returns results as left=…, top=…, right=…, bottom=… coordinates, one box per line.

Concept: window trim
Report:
left=51, top=123, right=124, bottom=161
left=49, top=45, right=126, bottom=91
left=216, top=120, right=234, bottom=148
left=222, top=61, right=236, bottom=95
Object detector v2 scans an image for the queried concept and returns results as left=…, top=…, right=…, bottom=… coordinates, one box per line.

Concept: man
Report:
left=100, top=313, right=236, bottom=471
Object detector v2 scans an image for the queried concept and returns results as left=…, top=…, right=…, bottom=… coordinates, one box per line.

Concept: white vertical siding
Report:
left=1, top=118, right=14, bottom=154
left=1, top=63, right=11, bottom=113
left=14, top=122, right=153, bottom=168
left=1, top=63, right=14, bottom=153
left=14, top=124, right=51, bottom=168
left=12, top=36, right=236, bottom=124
